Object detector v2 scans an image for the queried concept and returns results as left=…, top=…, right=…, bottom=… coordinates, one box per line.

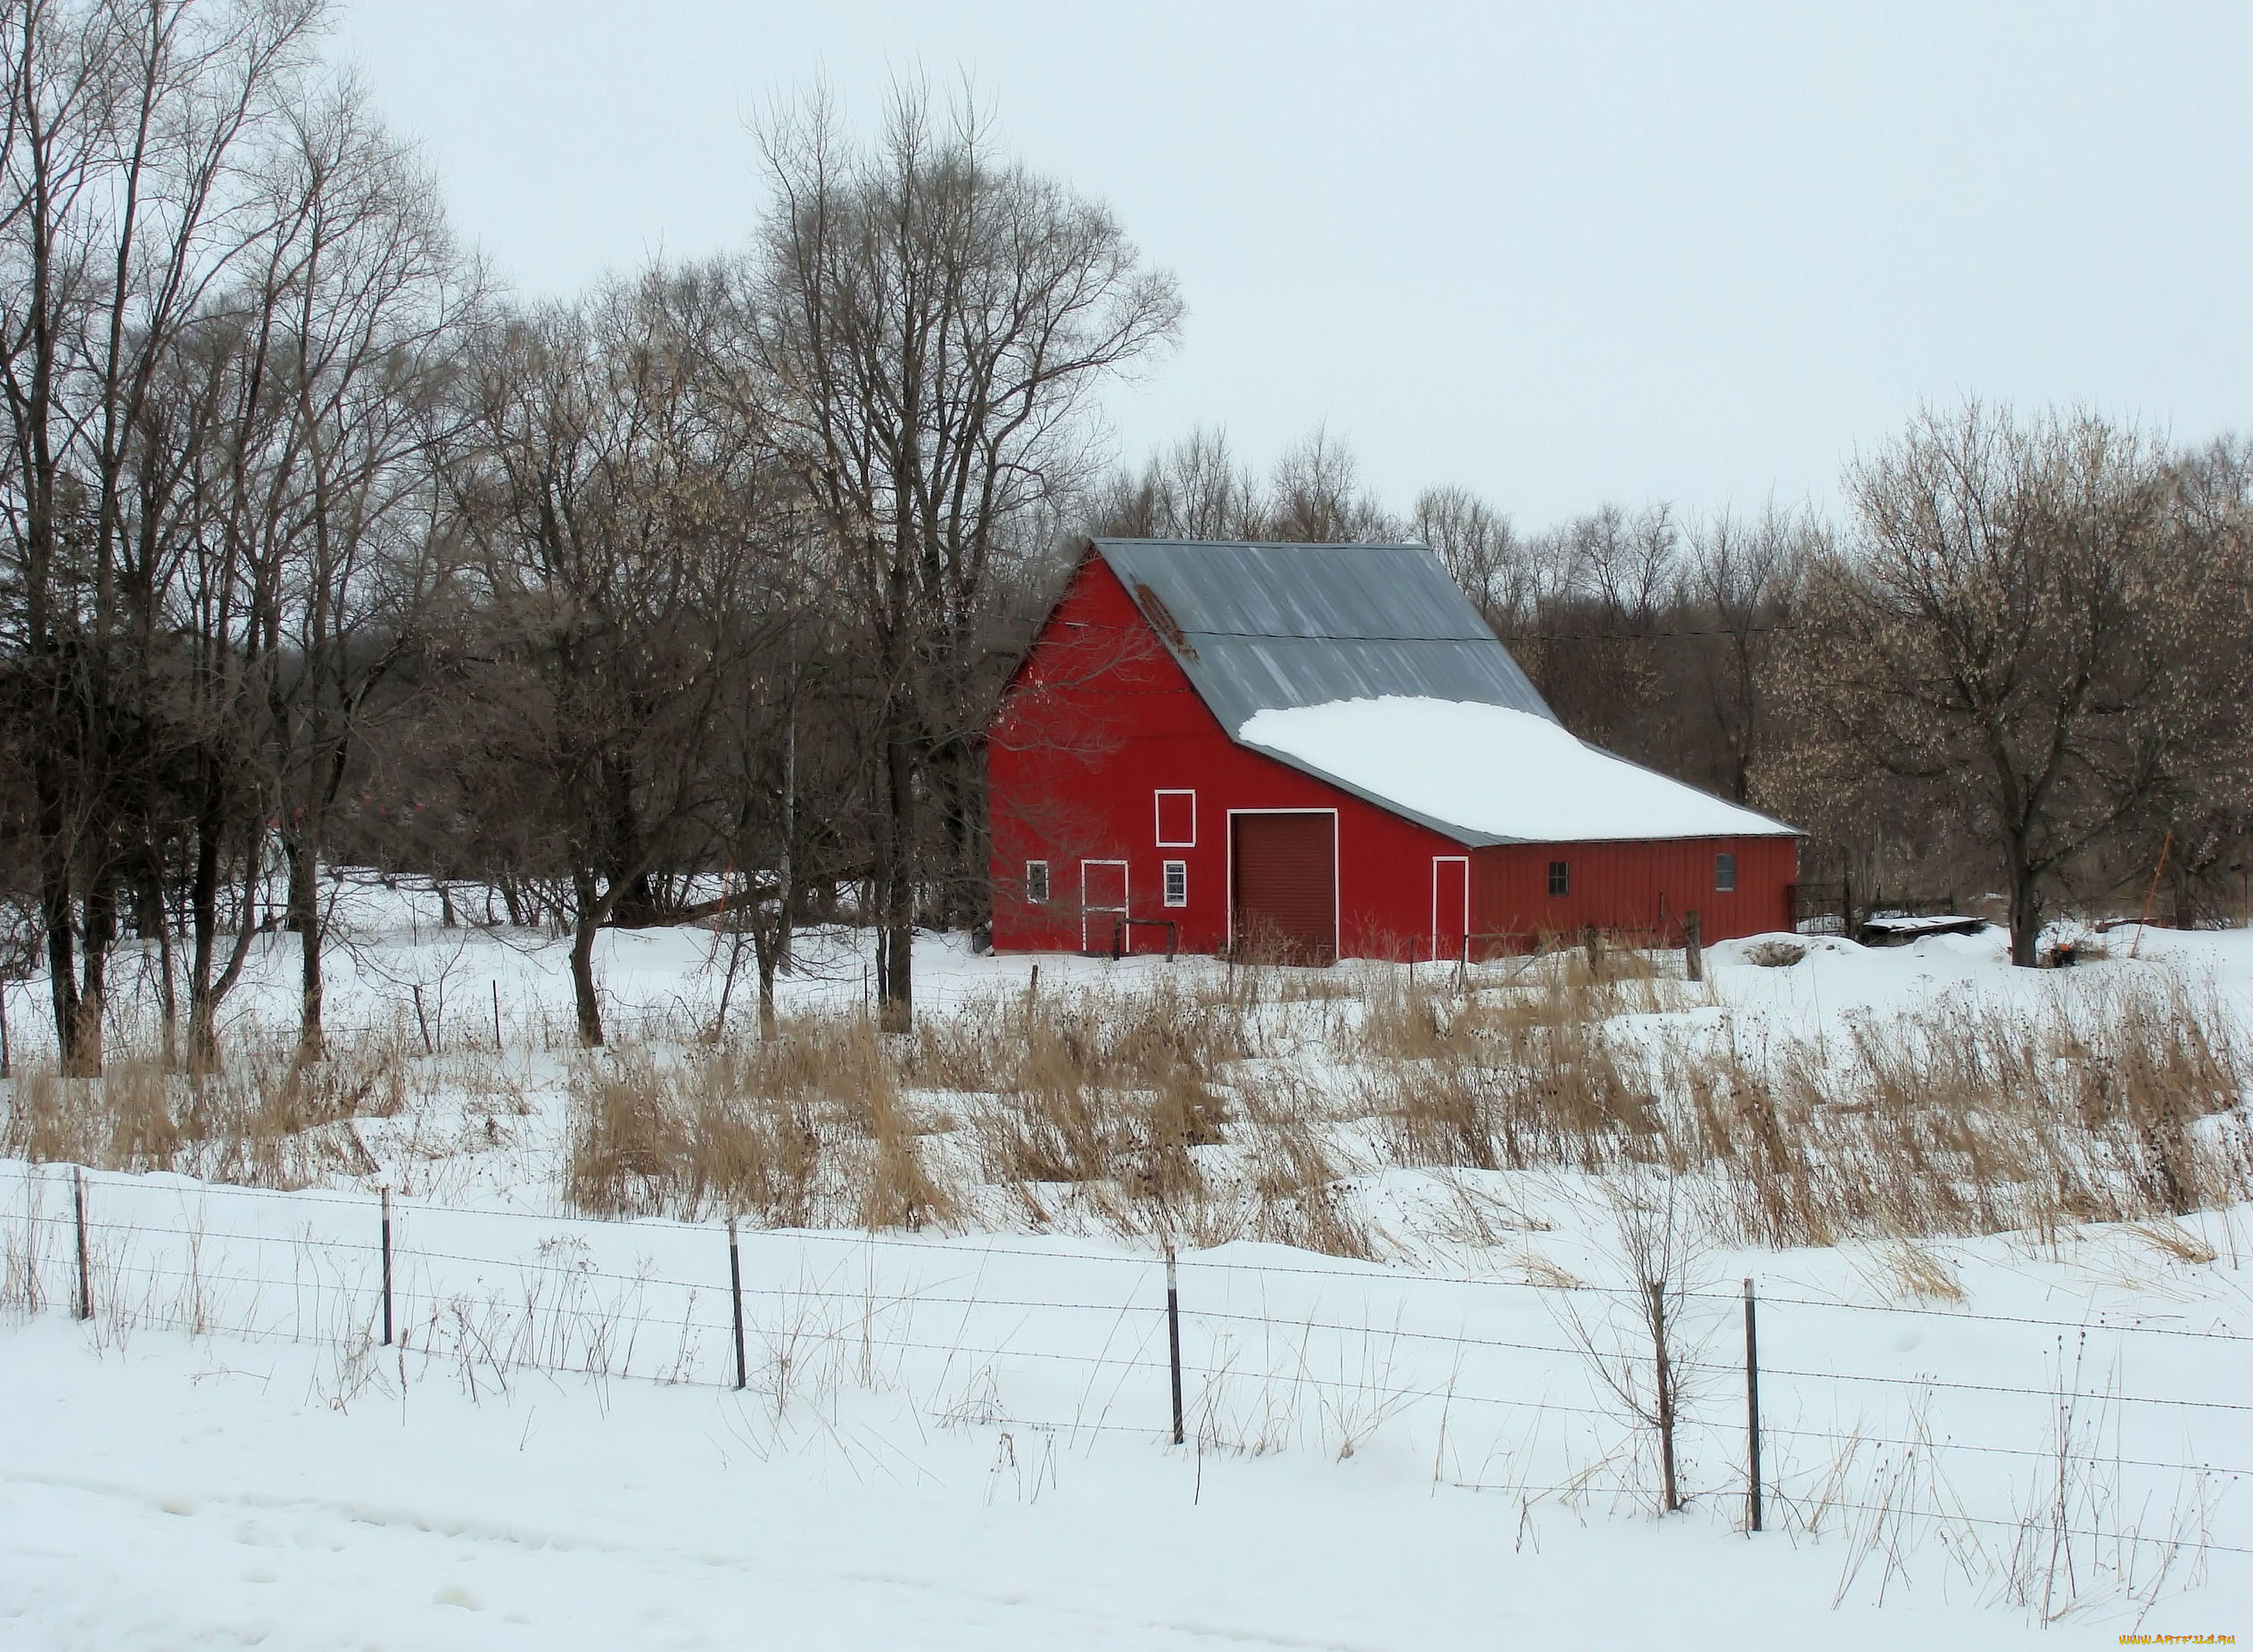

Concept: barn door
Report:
left=1080, top=860, right=1127, bottom=953
left=1432, top=856, right=1469, bottom=962
left=1230, top=812, right=1337, bottom=965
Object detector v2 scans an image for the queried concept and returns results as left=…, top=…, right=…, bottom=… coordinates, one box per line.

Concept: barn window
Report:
left=1715, top=852, right=1737, bottom=892
left=1026, top=861, right=1051, bottom=904
left=1547, top=860, right=1570, bottom=897
left=1155, top=789, right=1196, bottom=847
left=1163, top=860, right=1188, bottom=907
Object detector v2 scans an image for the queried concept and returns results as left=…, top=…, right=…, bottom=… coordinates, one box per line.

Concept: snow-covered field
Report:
left=4, top=881, right=2252, bottom=1648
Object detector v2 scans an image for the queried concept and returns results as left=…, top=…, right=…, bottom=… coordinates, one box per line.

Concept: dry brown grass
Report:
left=564, top=1018, right=953, bottom=1230
left=1344, top=958, right=2250, bottom=1248
left=1680, top=978, right=2251, bottom=1247
left=2, top=1034, right=404, bottom=1187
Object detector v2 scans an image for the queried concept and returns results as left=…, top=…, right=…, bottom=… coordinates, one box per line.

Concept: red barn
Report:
left=989, top=539, right=1797, bottom=962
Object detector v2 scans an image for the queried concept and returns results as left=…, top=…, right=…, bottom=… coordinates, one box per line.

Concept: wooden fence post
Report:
left=1683, top=910, right=1704, bottom=984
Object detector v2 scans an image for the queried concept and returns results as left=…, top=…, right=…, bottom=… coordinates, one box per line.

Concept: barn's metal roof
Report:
left=1089, top=539, right=1557, bottom=733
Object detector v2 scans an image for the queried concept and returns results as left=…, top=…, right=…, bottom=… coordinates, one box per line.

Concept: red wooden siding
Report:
left=989, top=550, right=1798, bottom=961
left=1470, top=837, right=1796, bottom=954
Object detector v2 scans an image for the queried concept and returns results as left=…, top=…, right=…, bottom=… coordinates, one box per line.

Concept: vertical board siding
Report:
left=1469, top=837, right=1797, bottom=956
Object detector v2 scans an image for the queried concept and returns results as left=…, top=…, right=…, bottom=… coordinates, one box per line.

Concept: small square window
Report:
left=1715, top=852, right=1737, bottom=893
left=1162, top=860, right=1188, bottom=907
left=1547, top=860, right=1570, bottom=897
left=1026, top=860, right=1051, bottom=904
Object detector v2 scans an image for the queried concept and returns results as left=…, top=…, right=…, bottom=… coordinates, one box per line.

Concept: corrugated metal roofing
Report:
left=1090, top=539, right=1557, bottom=733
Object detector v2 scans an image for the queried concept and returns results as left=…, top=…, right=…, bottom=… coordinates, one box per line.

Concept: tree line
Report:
left=4, top=1, right=2247, bottom=1080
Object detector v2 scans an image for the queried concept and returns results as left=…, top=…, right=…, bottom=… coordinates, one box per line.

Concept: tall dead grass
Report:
left=1359, top=963, right=2250, bottom=1246
left=565, top=1016, right=953, bottom=1230
left=1, top=1032, right=408, bottom=1187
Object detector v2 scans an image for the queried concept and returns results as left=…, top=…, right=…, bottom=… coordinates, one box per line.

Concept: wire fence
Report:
left=4, top=1157, right=2250, bottom=1584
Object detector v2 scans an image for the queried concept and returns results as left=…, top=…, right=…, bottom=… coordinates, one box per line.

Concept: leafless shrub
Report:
left=1549, top=1172, right=1710, bottom=1515
left=1995, top=1334, right=2216, bottom=1623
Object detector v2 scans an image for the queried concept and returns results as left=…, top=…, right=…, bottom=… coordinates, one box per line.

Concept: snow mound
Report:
left=1238, top=696, right=1795, bottom=844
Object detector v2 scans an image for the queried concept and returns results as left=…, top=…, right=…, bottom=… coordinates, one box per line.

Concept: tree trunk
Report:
left=73, top=874, right=114, bottom=1078
left=186, top=801, right=227, bottom=1076
left=878, top=699, right=917, bottom=1035
left=570, top=868, right=605, bottom=1047
left=2003, top=830, right=2042, bottom=967
left=755, top=938, right=779, bottom=1043
left=37, top=758, right=85, bottom=1073
left=286, top=838, right=326, bottom=1061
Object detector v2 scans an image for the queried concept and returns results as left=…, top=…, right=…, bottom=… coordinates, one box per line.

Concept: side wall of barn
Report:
left=989, top=555, right=1462, bottom=957
left=1469, top=835, right=1798, bottom=954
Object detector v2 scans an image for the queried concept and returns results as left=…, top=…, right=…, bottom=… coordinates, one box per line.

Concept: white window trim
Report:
left=1154, top=789, right=1197, bottom=847
left=1162, top=859, right=1189, bottom=908
left=1025, top=859, right=1051, bottom=904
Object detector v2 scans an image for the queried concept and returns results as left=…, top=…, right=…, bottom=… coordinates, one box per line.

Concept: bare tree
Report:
left=1412, top=483, right=1534, bottom=635
left=748, top=87, right=1181, bottom=1031
left=1092, top=425, right=1267, bottom=541
left=1682, top=506, right=1811, bottom=804
left=0, top=0, right=323, bottom=1072
left=245, top=78, right=469, bottom=1061
left=454, top=270, right=792, bottom=1045
left=1773, top=402, right=2179, bottom=964
left=1266, top=425, right=1393, bottom=543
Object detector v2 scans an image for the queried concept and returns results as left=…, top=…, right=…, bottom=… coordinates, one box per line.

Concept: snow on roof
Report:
left=1237, top=696, right=1798, bottom=846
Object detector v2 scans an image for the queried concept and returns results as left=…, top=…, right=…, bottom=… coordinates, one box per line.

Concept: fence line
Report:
left=12, top=1162, right=2253, bottom=1523
left=4, top=1160, right=2245, bottom=1344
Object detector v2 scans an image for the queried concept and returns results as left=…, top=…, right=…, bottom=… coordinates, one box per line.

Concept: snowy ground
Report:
left=4, top=880, right=2253, bottom=1647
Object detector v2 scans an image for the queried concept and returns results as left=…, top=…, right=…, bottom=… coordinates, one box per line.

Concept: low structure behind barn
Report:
left=989, top=539, right=1798, bottom=962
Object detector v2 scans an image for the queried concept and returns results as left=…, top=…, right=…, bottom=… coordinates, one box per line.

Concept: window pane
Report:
left=1715, top=853, right=1736, bottom=892
left=1026, top=861, right=1049, bottom=904
left=1547, top=860, right=1569, bottom=896
left=1163, top=860, right=1187, bottom=907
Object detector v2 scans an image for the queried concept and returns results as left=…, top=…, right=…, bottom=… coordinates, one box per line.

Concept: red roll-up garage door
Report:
left=1231, top=812, right=1337, bottom=964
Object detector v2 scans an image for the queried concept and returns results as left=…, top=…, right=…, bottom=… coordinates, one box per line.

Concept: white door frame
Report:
left=1080, top=858, right=1129, bottom=953
left=1432, top=855, right=1470, bottom=962
left=1224, top=808, right=1341, bottom=959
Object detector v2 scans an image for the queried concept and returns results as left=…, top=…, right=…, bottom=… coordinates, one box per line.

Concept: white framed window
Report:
left=1025, top=860, right=1051, bottom=904
left=1154, top=789, right=1196, bottom=847
left=1715, top=852, right=1737, bottom=892
left=1162, top=860, right=1188, bottom=907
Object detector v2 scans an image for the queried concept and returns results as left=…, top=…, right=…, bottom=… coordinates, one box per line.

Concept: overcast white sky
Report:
left=333, top=1, right=2250, bottom=526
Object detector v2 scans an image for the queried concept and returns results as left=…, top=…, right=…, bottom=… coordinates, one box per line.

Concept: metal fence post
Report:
left=1166, top=1243, right=1185, bottom=1446
left=380, top=1185, right=394, bottom=1346
left=1744, top=1276, right=1762, bottom=1533
left=72, top=1166, right=91, bottom=1322
left=729, top=1217, right=747, bottom=1392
